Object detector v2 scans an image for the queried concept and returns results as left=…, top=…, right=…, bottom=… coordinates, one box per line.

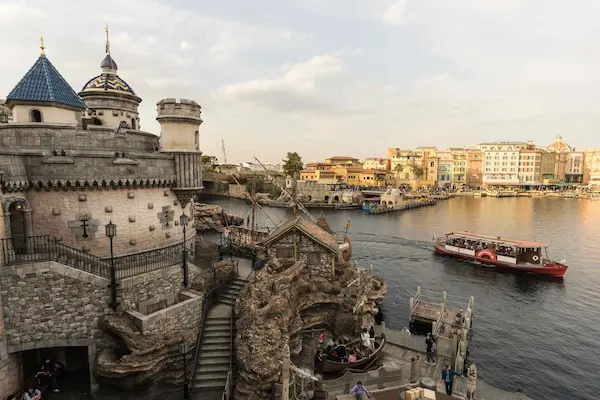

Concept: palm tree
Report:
left=393, top=163, right=404, bottom=186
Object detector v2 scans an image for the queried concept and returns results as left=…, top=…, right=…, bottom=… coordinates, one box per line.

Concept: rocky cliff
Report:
left=234, top=258, right=387, bottom=399
left=193, top=203, right=244, bottom=232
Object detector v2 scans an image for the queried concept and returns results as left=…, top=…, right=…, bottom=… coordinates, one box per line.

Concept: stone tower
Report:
left=156, top=98, right=203, bottom=207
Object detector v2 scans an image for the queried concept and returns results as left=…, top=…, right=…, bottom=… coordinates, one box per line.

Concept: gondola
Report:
left=321, top=334, right=386, bottom=374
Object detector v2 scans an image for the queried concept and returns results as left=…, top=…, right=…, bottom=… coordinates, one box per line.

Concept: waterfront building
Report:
left=479, top=142, right=533, bottom=187
left=0, top=35, right=205, bottom=397
left=299, top=168, right=338, bottom=184
left=450, top=148, right=468, bottom=188
left=465, top=149, right=483, bottom=188
left=362, top=157, right=389, bottom=170
left=582, top=148, right=600, bottom=185
left=518, top=148, right=543, bottom=185
left=540, top=152, right=560, bottom=183
left=436, top=150, right=453, bottom=188
left=325, top=156, right=362, bottom=169
left=359, top=169, right=389, bottom=187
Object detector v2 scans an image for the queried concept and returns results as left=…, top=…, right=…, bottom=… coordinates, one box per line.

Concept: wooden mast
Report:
left=251, top=179, right=257, bottom=235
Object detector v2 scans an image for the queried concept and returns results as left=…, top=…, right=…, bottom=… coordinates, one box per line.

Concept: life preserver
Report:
left=532, top=255, right=540, bottom=261
left=476, top=249, right=498, bottom=261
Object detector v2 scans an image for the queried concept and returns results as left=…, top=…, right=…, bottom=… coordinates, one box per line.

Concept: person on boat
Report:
left=361, top=328, right=373, bottom=354
left=368, top=325, right=375, bottom=339
left=348, top=353, right=357, bottom=363
left=318, top=331, right=324, bottom=346
left=314, top=349, right=324, bottom=374
left=441, top=365, right=462, bottom=396
left=349, top=381, right=370, bottom=399
left=335, top=343, right=348, bottom=362
left=425, top=333, right=437, bottom=365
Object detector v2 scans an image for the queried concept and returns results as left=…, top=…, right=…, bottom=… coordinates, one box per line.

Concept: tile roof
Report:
left=6, top=55, right=87, bottom=110
left=264, top=216, right=339, bottom=254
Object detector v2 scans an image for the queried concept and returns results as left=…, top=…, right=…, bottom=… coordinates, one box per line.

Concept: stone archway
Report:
left=3, top=197, right=34, bottom=254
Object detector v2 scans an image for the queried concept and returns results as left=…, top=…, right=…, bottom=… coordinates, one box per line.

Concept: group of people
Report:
left=7, top=358, right=64, bottom=400
left=447, top=237, right=516, bottom=257
left=313, top=326, right=376, bottom=374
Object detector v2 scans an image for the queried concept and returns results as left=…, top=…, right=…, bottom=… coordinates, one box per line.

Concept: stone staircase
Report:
left=192, top=276, right=249, bottom=395
left=219, top=277, right=247, bottom=306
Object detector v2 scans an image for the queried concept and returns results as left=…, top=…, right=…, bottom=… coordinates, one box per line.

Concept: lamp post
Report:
left=105, top=221, right=118, bottom=311
left=180, top=340, right=190, bottom=400
left=180, top=213, right=189, bottom=288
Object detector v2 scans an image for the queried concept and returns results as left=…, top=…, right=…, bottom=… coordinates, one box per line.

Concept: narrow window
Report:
left=30, top=109, right=43, bottom=122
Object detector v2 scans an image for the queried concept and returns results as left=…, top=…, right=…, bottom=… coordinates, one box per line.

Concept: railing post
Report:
left=108, top=237, right=119, bottom=311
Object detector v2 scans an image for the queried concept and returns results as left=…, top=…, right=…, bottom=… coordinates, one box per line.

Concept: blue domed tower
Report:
left=79, top=25, right=142, bottom=130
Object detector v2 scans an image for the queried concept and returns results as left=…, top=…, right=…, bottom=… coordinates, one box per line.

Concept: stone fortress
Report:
left=0, top=30, right=206, bottom=397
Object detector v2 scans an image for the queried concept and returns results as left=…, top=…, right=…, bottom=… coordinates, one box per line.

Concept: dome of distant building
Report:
left=547, top=135, right=573, bottom=152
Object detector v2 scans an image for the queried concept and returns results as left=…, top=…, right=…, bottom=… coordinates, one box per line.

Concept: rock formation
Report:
left=193, top=203, right=244, bottom=232
left=235, top=257, right=387, bottom=399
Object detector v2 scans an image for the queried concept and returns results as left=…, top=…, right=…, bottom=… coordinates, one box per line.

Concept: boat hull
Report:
left=433, top=242, right=567, bottom=277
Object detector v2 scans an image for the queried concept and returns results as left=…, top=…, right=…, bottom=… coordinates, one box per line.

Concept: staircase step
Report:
left=203, top=337, right=231, bottom=345
left=206, top=316, right=231, bottom=322
left=192, top=380, right=228, bottom=390
left=197, top=364, right=230, bottom=373
left=197, top=348, right=231, bottom=359
left=201, top=343, right=231, bottom=351
left=204, top=330, right=235, bottom=339
left=197, top=358, right=231, bottom=367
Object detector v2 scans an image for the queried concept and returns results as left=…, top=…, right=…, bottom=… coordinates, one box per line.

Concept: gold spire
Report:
left=105, top=23, right=110, bottom=55
left=40, top=36, right=45, bottom=55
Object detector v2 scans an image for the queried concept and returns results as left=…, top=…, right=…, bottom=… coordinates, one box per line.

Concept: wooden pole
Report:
left=282, top=345, right=291, bottom=400
left=251, top=179, right=256, bottom=235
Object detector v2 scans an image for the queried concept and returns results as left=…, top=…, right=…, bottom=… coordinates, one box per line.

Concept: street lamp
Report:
left=180, top=340, right=190, bottom=400
left=180, top=213, right=190, bottom=288
left=105, top=221, right=118, bottom=311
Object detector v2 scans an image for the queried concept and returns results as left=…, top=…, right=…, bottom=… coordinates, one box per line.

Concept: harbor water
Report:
left=208, top=195, right=600, bottom=400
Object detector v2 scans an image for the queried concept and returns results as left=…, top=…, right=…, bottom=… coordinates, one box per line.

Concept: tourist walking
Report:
left=349, top=381, right=370, bottom=399
left=425, top=333, right=436, bottom=365
left=441, top=365, right=462, bottom=395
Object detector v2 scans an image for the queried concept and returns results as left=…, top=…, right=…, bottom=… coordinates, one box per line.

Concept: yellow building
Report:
left=299, top=168, right=338, bottom=184
left=325, top=156, right=362, bottom=168
left=363, top=158, right=388, bottom=170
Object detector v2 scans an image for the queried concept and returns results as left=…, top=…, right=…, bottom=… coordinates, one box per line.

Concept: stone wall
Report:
left=267, top=231, right=334, bottom=279
left=0, top=260, right=201, bottom=351
left=0, top=261, right=112, bottom=352
left=126, top=291, right=203, bottom=335
left=26, top=187, right=192, bottom=257
left=0, top=355, right=21, bottom=400
left=119, top=262, right=202, bottom=312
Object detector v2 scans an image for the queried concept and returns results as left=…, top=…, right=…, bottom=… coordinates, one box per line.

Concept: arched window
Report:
left=30, top=109, right=43, bottom=122
left=92, top=118, right=103, bottom=125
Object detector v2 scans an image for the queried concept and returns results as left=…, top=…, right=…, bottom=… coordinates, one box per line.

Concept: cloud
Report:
left=179, top=40, right=191, bottom=50
left=215, top=54, right=346, bottom=112
left=144, top=77, right=191, bottom=90
left=381, top=0, right=408, bottom=26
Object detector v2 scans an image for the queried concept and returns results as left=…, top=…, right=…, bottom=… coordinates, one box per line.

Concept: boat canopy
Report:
left=448, top=231, right=546, bottom=248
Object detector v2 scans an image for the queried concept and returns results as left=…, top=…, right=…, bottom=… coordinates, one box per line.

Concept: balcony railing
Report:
left=1, top=235, right=111, bottom=278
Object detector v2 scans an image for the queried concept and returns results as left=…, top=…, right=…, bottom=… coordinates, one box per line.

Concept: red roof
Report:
left=449, top=231, right=546, bottom=248
left=327, top=156, right=359, bottom=161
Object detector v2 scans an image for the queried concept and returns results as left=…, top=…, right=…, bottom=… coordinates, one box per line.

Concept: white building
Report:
left=478, top=142, right=534, bottom=186
left=362, top=158, right=388, bottom=170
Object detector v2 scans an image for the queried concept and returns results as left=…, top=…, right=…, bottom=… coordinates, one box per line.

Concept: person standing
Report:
left=425, top=333, right=436, bottom=365
left=314, top=349, right=324, bottom=374
left=441, top=365, right=462, bottom=395
left=361, top=328, right=373, bottom=354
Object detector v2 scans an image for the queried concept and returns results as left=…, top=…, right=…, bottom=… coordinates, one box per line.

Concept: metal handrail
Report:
left=189, top=261, right=238, bottom=398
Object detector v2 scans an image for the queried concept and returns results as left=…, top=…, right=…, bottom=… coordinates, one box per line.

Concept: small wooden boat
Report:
left=321, top=334, right=386, bottom=373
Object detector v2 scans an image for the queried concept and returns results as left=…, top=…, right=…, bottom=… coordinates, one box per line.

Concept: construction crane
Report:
left=221, top=139, right=227, bottom=164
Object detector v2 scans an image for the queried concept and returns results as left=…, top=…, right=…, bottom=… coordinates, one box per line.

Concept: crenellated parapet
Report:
left=156, top=98, right=202, bottom=125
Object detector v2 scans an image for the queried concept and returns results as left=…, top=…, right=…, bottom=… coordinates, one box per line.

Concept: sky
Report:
left=1, top=0, right=600, bottom=164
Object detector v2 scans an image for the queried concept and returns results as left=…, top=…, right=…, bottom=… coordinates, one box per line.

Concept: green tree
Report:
left=282, top=152, right=304, bottom=177
left=201, top=155, right=219, bottom=171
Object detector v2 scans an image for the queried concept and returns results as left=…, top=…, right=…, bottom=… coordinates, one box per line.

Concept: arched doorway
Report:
left=91, top=118, right=103, bottom=125
left=30, top=109, right=43, bottom=122
left=3, top=198, right=34, bottom=256
left=9, top=201, right=27, bottom=254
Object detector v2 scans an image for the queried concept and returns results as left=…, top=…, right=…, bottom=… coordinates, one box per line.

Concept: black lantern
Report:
left=105, top=221, right=118, bottom=311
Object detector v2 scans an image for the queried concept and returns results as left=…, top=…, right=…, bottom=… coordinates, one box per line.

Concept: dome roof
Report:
left=100, top=54, right=118, bottom=70
left=80, top=73, right=137, bottom=97
left=547, top=135, right=573, bottom=153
